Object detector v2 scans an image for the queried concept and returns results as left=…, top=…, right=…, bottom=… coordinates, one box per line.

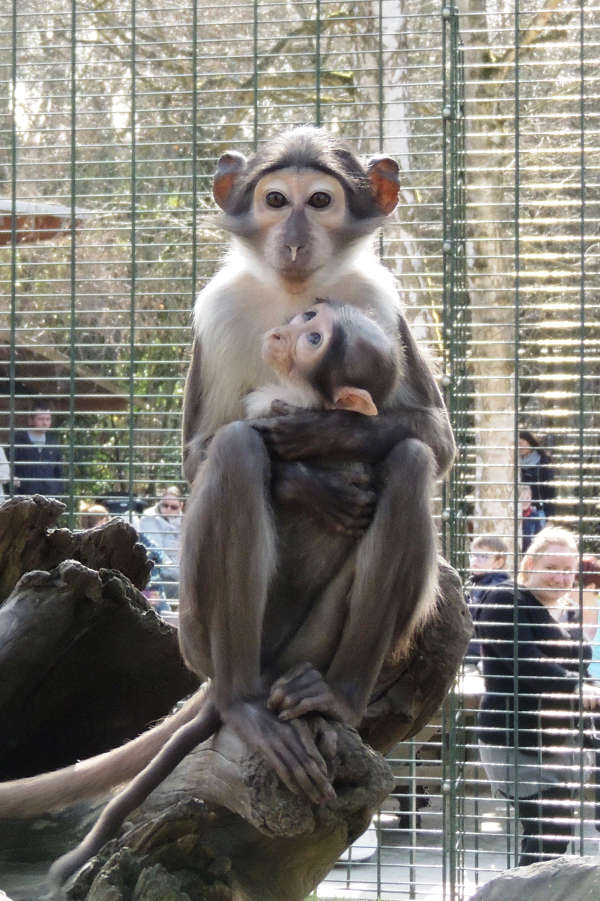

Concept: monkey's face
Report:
left=262, top=303, right=334, bottom=380
left=251, top=169, right=348, bottom=281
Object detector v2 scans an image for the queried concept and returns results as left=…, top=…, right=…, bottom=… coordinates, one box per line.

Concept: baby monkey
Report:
left=49, top=300, right=404, bottom=888
left=245, top=298, right=400, bottom=420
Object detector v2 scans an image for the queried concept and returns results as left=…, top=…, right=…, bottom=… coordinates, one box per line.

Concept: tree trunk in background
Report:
left=463, top=1, right=517, bottom=543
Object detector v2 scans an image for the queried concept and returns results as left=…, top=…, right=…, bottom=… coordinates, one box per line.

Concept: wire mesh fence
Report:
left=1, top=1, right=599, bottom=899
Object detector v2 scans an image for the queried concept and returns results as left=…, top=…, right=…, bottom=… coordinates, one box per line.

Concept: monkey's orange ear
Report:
left=333, top=386, right=378, bottom=417
left=213, top=151, right=247, bottom=210
left=366, top=156, right=400, bottom=215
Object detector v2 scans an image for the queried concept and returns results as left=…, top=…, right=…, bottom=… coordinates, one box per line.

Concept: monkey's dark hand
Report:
left=270, top=399, right=299, bottom=415
left=223, top=699, right=335, bottom=804
left=272, top=461, right=376, bottom=536
left=252, top=408, right=413, bottom=463
left=268, top=662, right=355, bottom=726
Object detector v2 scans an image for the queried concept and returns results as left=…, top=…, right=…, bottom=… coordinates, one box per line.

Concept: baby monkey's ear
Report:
left=333, top=386, right=378, bottom=417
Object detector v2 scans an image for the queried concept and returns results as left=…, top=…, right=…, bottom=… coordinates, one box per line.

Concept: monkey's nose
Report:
left=286, top=245, right=304, bottom=262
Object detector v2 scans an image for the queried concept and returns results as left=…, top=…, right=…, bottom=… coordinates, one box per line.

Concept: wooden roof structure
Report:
left=0, top=336, right=129, bottom=416
left=0, top=196, right=91, bottom=245
left=1, top=196, right=127, bottom=417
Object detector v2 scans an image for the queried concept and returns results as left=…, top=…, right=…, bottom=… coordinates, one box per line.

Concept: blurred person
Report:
left=519, top=429, right=556, bottom=519
left=564, top=555, right=600, bottom=681
left=79, top=501, right=111, bottom=530
left=477, top=526, right=600, bottom=867
left=465, top=534, right=509, bottom=666
left=138, top=486, right=183, bottom=599
left=143, top=585, right=171, bottom=615
left=13, top=406, right=65, bottom=499
left=136, top=531, right=180, bottom=600
left=519, top=482, right=547, bottom=553
left=0, top=446, right=10, bottom=500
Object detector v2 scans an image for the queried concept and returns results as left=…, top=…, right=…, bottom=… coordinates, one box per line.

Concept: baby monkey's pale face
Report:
left=262, top=302, right=335, bottom=381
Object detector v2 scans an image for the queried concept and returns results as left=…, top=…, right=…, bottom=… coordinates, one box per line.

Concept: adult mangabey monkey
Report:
left=48, top=298, right=418, bottom=887
left=178, top=128, right=454, bottom=797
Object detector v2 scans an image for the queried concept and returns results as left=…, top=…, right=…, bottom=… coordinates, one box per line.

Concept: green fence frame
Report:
left=1, top=2, right=599, bottom=898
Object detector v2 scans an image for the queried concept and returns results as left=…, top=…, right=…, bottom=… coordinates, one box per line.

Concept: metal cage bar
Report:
left=0, top=2, right=599, bottom=899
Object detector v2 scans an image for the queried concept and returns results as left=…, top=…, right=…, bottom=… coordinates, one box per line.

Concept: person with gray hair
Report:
left=476, top=526, right=600, bottom=866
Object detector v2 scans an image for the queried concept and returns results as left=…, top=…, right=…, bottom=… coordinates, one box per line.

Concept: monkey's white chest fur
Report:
left=192, top=236, right=402, bottom=439
left=243, top=382, right=323, bottom=419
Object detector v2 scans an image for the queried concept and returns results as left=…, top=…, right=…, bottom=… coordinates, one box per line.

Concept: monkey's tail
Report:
left=0, top=682, right=211, bottom=820
left=49, top=699, right=221, bottom=889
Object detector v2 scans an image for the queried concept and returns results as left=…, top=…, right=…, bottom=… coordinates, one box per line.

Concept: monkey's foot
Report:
left=223, top=699, right=336, bottom=805
left=268, top=661, right=355, bottom=725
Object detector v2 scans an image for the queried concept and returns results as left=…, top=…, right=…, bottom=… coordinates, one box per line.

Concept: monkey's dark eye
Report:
left=308, top=192, right=332, bottom=209
left=265, top=191, right=287, bottom=208
left=307, top=332, right=322, bottom=346
left=302, top=310, right=317, bottom=321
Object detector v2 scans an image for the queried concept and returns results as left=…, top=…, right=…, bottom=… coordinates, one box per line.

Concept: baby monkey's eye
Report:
left=302, top=310, right=317, bottom=321
left=308, top=191, right=331, bottom=209
left=266, top=191, right=287, bottom=208
left=307, top=332, right=322, bottom=346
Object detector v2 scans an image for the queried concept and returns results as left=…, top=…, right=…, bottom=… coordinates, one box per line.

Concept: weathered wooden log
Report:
left=0, top=497, right=198, bottom=778
left=0, top=495, right=152, bottom=603
left=65, top=723, right=395, bottom=901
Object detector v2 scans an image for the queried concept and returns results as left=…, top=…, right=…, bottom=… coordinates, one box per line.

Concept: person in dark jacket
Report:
left=519, top=429, right=556, bottom=518
left=465, top=534, right=509, bottom=665
left=519, top=483, right=547, bottom=552
left=13, top=407, right=65, bottom=499
left=477, top=526, right=600, bottom=867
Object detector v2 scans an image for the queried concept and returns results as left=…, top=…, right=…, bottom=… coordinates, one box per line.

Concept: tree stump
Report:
left=0, top=498, right=470, bottom=900
left=0, top=496, right=198, bottom=778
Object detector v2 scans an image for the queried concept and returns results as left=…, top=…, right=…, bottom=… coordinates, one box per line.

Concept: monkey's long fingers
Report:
left=268, top=662, right=319, bottom=713
left=266, top=728, right=335, bottom=803
left=268, top=664, right=347, bottom=723
left=270, top=674, right=327, bottom=713
left=290, top=718, right=337, bottom=796
left=228, top=703, right=333, bottom=804
left=278, top=689, right=341, bottom=722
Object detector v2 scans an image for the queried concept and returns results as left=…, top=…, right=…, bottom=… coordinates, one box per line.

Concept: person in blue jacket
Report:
left=13, top=406, right=65, bottom=499
left=476, top=526, right=600, bottom=867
